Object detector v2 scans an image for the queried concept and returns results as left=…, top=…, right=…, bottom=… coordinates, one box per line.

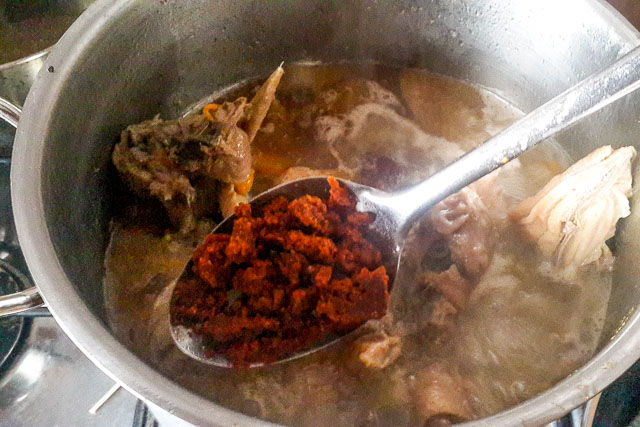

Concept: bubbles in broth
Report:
left=104, top=64, right=610, bottom=426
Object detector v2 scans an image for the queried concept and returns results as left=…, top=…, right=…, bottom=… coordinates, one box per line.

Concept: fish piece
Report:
left=510, top=146, right=636, bottom=272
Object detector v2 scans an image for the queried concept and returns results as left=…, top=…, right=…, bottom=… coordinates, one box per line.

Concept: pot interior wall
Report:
left=37, top=0, right=640, bottom=414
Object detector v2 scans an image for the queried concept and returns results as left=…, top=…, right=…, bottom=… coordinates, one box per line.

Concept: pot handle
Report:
left=0, top=96, right=46, bottom=316
left=0, top=97, right=20, bottom=128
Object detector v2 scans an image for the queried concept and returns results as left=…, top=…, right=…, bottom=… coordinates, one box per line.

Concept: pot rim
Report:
left=10, top=1, right=640, bottom=426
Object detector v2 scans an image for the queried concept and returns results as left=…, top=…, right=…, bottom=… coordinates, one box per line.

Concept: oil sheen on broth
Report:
left=103, top=64, right=609, bottom=425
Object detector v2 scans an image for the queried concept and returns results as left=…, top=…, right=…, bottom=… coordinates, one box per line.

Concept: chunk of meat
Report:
left=430, top=185, right=495, bottom=279
left=428, top=298, right=458, bottom=330
left=206, top=97, right=253, bottom=183
left=419, top=265, right=474, bottom=311
left=414, top=363, right=474, bottom=423
left=398, top=208, right=490, bottom=337
left=112, top=106, right=251, bottom=230
left=355, top=330, right=402, bottom=369
left=510, top=146, right=636, bottom=273
left=112, top=66, right=283, bottom=232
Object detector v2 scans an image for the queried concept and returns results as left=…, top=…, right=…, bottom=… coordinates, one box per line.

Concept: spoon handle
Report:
left=385, top=44, right=640, bottom=236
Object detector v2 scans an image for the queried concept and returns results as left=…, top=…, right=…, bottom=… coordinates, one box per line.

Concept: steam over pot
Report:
left=10, top=0, right=640, bottom=425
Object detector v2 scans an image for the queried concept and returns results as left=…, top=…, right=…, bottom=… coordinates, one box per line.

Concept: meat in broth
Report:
left=105, top=64, right=634, bottom=426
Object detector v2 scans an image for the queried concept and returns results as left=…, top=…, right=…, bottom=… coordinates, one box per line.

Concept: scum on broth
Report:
left=104, top=64, right=606, bottom=425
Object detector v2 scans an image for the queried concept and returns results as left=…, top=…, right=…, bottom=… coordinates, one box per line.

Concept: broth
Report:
left=104, top=64, right=609, bottom=425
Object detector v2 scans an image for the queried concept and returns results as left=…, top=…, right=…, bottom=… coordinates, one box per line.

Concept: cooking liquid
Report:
left=104, top=65, right=610, bottom=425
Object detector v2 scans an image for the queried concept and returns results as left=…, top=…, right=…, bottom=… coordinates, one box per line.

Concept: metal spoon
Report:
left=171, top=45, right=640, bottom=367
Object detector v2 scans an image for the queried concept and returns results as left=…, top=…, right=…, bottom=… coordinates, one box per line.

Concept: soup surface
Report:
left=104, top=64, right=612, bottom=425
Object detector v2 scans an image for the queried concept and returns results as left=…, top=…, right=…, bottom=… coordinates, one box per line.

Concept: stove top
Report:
left=0, top=317, right=140, bottom=426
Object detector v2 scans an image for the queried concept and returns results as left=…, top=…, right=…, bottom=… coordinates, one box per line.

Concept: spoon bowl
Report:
left=169, top=177, right=401, bottom=367
left=171, top=44, right=640, bottom=367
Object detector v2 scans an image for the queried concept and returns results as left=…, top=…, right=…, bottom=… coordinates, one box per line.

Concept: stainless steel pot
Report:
left=8, top=0, right=640, bottom=425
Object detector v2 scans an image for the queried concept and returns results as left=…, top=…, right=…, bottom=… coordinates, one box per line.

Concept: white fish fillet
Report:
left=509, top=145, right=636, bottom=272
